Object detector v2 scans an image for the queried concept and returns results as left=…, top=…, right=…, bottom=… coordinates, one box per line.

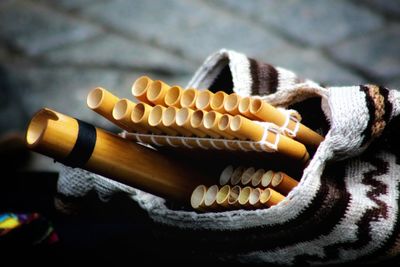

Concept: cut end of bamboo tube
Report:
left=148, top=105, right=164, bottom=127
left=228, top=185, right=241, bottom=205
left=216, top=185, right=230, bottom=205
left=165, top=86, right=182, bottom=107
left=195, top=90, right=213, bottom=110
left=203, top=111, right=216, bottom=129
left=219, top=165, right=234, bottom=185
left=87, top=87, right=106, bottom=110
left=132, top=76, right=153, bottom=102
left=112, top=99, right=131, bottom=121
left=180, top=89, right=197, bottom=108
left=249, top=98, right=263, bottom=114
left=241, top=167, right=256, bottom=185
left=271, top=172, right=284, bottom=187
left=190, top=110, right=204, bottom=128
left=204, top=185, right=219, bottom=207
left=147, top=80, right=167, bottom=104
left=249, top=188, right=261, bottom=206
left=191, top=185, right=207, bottom=210
left=238, top=186, right=251, bottom=206
left=231, top=166, right=245, bottom=185
left=162, top=106, right=176, bottom=127
left=224, top=94, right=241, bottom=114
left=26, top=108, right=59, bottom=147
left=218, top=114, right=230, bottom=131
left=230, top=115, right=242, bottom=132
left=261, top=170, right=274, bottom=187
left=211, top=91, right=227, bottom=112
left=238, top=97, right=251, bottom=114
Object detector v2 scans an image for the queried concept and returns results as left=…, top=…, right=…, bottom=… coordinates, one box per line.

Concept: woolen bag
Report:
left=56, top=49, right=400, bottom=265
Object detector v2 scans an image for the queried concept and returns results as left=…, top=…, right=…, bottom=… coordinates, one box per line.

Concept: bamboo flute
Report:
left=148, top=105, right=178, bottom=136
left=162, top=107, right=193, bottom=136
left=204, top=185, right=220, bottom=210
left=260, top=170, right=275, bottom=188
left=219, top=165, right=234, bottom=185
left=203, top=111, right=234, bottom=139
left=195, top=90, right=214, bottom=111
left=164, top=86, right=183, bottom=108
left=87, top=87, right=125, bottom=128
left=190, top=110, right=220, bottom=138
left=250, top=98, right=324, bottom=149
left=250, top=169, right=265, bottom=187
left=260, top=188, right=285, bottom=207
left=240, top=167, right=256, bottom=185
left=131, top=103, right=163, bottom=134
left=238, top=186, right=252, bottom=209
left=224, top=93, right=241, bottom=115
left=26, top=108, right=209, bottom=202
left=190, top=185, right=208, bottom=211
left=175, top=108, right=207, bottom=137
left=131, top=76, right=153, bottom=104
left=210, top=91, right=228, bottom=113
left=230, top=166, right=245, bottom=185
left=230, top=115, right=310, bottom=163
left=180, top=88, right=198, bottom=109
left=271, top=172, right=299, bottom=195
left=112, top=99, right=146, bottom=132
left=146, top=80, right=170, bottom=106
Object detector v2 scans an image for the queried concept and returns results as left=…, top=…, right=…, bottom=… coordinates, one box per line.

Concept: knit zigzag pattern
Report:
left=57, top=49, right=400, bottom=265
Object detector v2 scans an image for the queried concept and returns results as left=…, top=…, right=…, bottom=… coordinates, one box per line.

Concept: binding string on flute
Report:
left=26, top=74, right=325, bottom=212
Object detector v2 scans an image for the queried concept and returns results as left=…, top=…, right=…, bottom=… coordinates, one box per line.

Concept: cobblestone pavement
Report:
left=1, top=0, right=399, bottom=135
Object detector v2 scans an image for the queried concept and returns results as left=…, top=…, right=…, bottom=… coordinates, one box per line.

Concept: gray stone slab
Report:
left=44, top=34, right=197, bottom=75
left=213, top=0, right=384, bottom=47
left=257, top=44, right=365, bottom=86
left=327, top=24, right=400, bottom=80
left=0, top=1, right=102, bottom=56
left=81, top=0, right=287, bottom=62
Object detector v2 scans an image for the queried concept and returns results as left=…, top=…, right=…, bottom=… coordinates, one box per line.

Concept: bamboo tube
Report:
left=203, top=111, right=234, bottom=139
left=146, top=80, right=170, bottom=106
left=230, top=166, right=246, bottom=185
left=250, top=169, right=265, bottom=187
left=112, top=99, right=145, bottom=133
left=249, top=188, right=264, bottom=209
left=238, top=97, right=257, bottom=119
left=260, top=170, right=275, bottom=188
left=219, top=165, right=234, bottom=185
left=228, top=185, right=241, bottom=207
left=191, top=185, right=207, bottom=211
left=260, top=188, right=285, bottom=207
left=210, top=91, right=228, bottom=113
left=180, top=88, right=198, bottom=109
left=175, top=108, right=207, bottom=137
left=195, top=90, right=214, bottom=111
left=190, top=110, right=220, bottom=138
left=230, top=115, right=310, bottom=163
left=162, top=106, right=193, bottom=136
left=164, top=86, right=183, bottom=108
left=216, top=184, right=231, bottom=208
left=87, top=87, right=121, bottom=125
left=131, top=103, right=163, bottom=134
left=148, top=105, right=179, bottom=136
left=238, top=186, right=252, bottom=209
left=224, top=93, right=241, bottom=115
left=271, top=172, right=299, bottom=195
left=250, top=98, right=324, bottom=149
left=131, top=76, right=153, bottom=104
left=218, top=114, right=245, bottom=139
left=26, top=108, right=208, bottom=202
left=204, top=185, right=220, bottom=210
left=240, top=167, right=256, bottom=185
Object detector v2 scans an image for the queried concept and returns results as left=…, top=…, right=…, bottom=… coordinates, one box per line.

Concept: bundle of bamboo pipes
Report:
left=191, top=165, right=298, bottom=211
left=86, top=76, right=324, bottom=164
left=26, top=74, right=322, bottom=211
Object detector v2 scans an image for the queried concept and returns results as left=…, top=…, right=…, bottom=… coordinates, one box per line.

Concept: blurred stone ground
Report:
left=1, top=0, right=399, bottom=152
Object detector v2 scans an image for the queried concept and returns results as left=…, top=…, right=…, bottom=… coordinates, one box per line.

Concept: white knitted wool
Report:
left=56, top=49, right=400, bottom=265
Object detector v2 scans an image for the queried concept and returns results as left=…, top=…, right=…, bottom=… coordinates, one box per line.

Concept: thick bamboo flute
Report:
left=26, top=108, right=209, bottom=202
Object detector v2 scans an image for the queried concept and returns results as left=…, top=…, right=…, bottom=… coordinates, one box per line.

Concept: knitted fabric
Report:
left=56, top=49, right=400, bottom=265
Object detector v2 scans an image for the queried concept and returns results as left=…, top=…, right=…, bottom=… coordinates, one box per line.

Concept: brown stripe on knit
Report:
left=368, top=85, right=386, bottom=138
left=249, top=58, right=278, bottom=96
left=153, top=160, right=350, bottom=255
left=379, top=86, right=393, bottom=125
left=294, top=154, right=389, bottom=265
left=360, top=85, right=376, bottom=146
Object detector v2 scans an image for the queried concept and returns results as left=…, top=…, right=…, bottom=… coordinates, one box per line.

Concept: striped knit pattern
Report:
left=56, top=49, right=400, bottom=265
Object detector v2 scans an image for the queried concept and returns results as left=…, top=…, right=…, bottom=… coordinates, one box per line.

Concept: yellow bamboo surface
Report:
left=26, top=108, right=209, bottom=202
